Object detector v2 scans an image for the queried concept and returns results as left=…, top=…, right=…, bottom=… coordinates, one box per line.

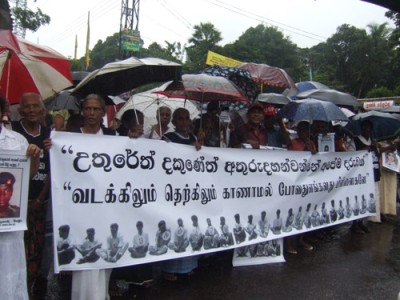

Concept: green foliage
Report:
left=185, top=22, right=223, bottom=73
left=310, top=23, right=396, bottom=98
left=88, top=33, right=120, bottom=70
left=70, top=57, right=86, bottom=72
left=74, top=18, right=400, bottom=98
left=12, top=6, right=50, bottom=32
left=365, top=86, right=394, bottom=98
left=140, top=42, right=182, bottom=63
left=221, top=24, right=303, bottom=82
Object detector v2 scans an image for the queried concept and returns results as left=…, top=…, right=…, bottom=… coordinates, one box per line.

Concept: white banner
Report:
left=50, top=132, right=376, bottom=272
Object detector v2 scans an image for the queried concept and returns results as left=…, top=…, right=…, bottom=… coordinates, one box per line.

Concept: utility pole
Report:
left=119, top=0, right=141, bottom=59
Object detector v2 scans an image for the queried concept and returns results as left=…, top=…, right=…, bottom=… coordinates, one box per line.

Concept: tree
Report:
left=12, top=4, right=50, bottom=34
left=82, top=33, right=183, bottom=71
left=140, top=42, right=182, bottom=63
left=222, top=24, right=303, bottom=83
left=366, top=86, right=393, bottom=98
left=185, top=22, right=223, bottom=73
left=88, top=33, right=120, bottom=70
left=385, top=10, right=400, bottom=90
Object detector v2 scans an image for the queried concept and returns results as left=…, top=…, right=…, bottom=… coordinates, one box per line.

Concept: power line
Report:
left=159, top=0, right=192, bottom=29
left=38, top=0, right=120, bottom=47
left=202, top=0, right=327, bottom=43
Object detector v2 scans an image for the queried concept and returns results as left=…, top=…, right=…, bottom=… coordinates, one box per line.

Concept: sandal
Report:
left=301, top=243, right=314, bottom=251
left=286, top=248, right=298, bottom=255
left=163, top=272, right=178, bottom=282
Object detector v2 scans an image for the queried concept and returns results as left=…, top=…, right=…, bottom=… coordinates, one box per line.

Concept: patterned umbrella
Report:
left=202, top=65, right=259, bottom=101
left=0, top=31, right=73, bottom=104
left=237, top=62, right=296, bottom=90
left=155, top=74, right=250, bottom=103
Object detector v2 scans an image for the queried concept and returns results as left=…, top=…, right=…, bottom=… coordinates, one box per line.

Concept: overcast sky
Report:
left=24, top=0, right=393, bottom=59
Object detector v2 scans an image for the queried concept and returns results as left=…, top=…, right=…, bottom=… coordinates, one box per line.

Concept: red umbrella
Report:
left=237, top=62, right=296, bottom=90
left=0, top=31, right=73, bottom=104
left=155, top=73, right=250, bottom=103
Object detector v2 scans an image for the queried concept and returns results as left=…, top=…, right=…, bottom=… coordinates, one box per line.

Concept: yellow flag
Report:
left=85, top=11, right=90, bottom=69
left=205, top=51, right=242, bottom=67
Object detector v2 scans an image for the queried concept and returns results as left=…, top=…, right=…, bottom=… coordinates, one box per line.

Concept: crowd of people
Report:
left=0, top=91, right=398, bottom=300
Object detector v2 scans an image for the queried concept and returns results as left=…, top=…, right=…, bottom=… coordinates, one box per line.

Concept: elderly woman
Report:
left=147, top=106, right=172, bottom=139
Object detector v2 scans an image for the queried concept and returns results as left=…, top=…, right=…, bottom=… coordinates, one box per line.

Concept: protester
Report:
left=113, top=108, right=155, bottom=289
left=193, top=101, right=221, bottom=147
left=68, top=93, right=116, bottom=300
left=352, top=120, right=380, bottom=230
left=147, top=106, right=172, bottom=139
left=229, top=102, right=266, bottom=148
left=12, top=92, right=52, bottom=296
left=378, top=138, right=399, bottom=221
left=51, top=113, right=66, bottom=131
left=261, top=103, right=290, bottom=148
left=65, top=114, right=84, bottom=132
left=117, top=109, right=145, bottom=138
left=0, top=95, right=41, bottom=300
left=161, top=108, right=202, bottom=281
left=285, top=121, right=315, bottom=254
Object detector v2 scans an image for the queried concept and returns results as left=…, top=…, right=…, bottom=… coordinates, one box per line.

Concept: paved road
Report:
left=46, top=210, right=400, bottom=300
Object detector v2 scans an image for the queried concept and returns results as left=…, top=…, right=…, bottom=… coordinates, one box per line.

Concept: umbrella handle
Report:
left=5, top=52, right=12, bottom=99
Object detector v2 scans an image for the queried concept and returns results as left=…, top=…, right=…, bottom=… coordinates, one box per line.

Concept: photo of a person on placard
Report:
left=382, top=151, right=399, bottom=171
left=0, top=171, right=19, bottom=218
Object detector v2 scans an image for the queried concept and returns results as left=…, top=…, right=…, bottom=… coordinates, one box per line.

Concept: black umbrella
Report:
left=296, top=89, right=361, bottom=109
left=73, top=57, right=182, bottom=97
left=277, top=98, right=349, bottom=122
left=256, top=93, right=291, bottom=107
left=344, top=110, right=400, bottom=141
left=44, top=89, right=80, bottom=110
left=45, top=89, right=122, bottom=111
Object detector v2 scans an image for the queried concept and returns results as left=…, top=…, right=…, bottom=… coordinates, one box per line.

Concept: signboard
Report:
left=121, top=29, right=141, bottom=52
left=363, top=101, right=394, bottom=110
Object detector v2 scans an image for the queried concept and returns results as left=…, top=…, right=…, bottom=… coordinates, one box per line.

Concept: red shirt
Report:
left=230, top=123, right=267, bottom=148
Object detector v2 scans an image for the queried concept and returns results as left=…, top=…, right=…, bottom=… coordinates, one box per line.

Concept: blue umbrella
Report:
left=276, top=98, right=349, bottom=122
left=296, top=89, right=360, bottom=109
left=344, top=110, right=400, bottom=141
left=295, top=81, right=329, bottom=93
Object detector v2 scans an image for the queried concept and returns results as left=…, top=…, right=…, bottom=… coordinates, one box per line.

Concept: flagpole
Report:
left=85, top=11, right=90, bottom=70
left=74, top=34, right=78, bottom=61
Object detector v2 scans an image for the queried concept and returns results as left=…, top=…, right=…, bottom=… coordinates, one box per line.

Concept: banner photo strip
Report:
left=0, top=151, right=30, bottom=232
left=50, top=132, right=376, bottom=272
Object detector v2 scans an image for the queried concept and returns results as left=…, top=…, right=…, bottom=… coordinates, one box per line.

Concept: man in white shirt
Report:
left=0, top=95, right=41, bottom=300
